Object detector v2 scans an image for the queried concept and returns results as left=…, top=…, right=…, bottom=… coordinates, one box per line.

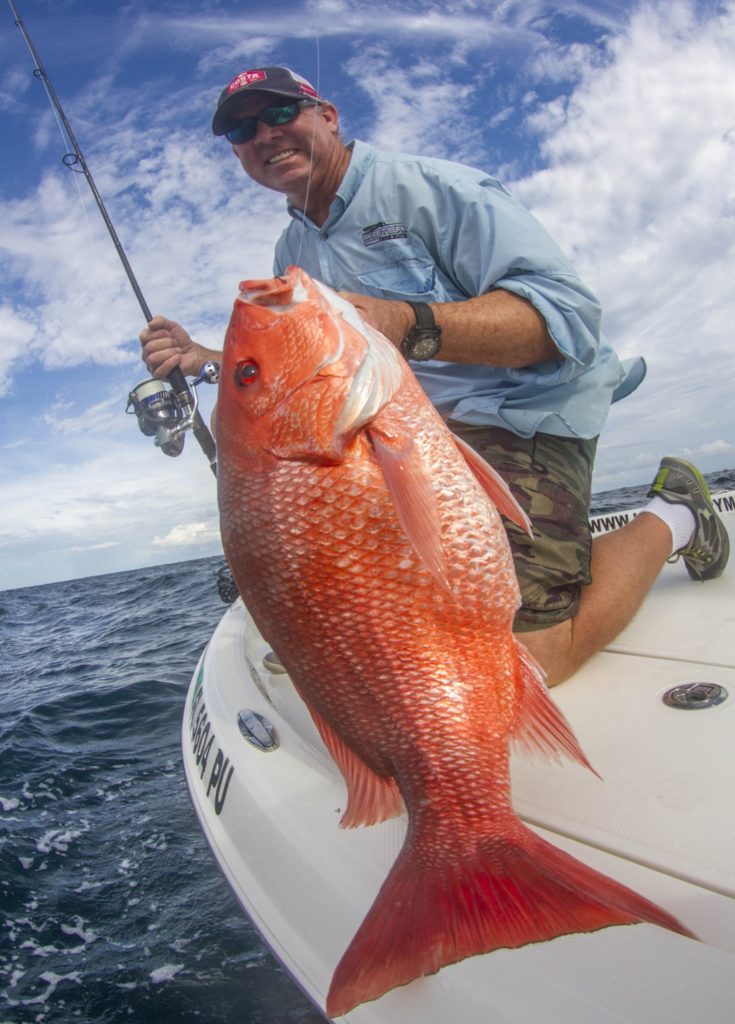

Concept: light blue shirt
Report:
left=274, top=140, right=629, bottom=439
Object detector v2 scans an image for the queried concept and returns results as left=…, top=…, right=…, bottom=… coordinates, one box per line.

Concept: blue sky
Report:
left=1, top=0, right=733, bottom=589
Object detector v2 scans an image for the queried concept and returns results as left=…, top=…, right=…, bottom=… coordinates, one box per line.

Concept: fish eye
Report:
left=234, top=359, right=259, bottom=386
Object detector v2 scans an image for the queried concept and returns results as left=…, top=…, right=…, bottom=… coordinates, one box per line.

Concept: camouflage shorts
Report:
left=449, top=423, right=598, bottom=632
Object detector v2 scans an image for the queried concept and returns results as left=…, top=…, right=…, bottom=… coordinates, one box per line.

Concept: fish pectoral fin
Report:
left=309, top=707, right=404, bottom=828
left=510, top=641, right=600, bottom=777
left=452, top=432, right=532, bottom=537
left=368, top=426, right=451, bottom=590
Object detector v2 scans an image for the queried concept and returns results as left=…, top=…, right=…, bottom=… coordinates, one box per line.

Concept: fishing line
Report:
left=7, top=0, right=217, bottom=475
left=10, top=0, right=100, bottom=262
left=294, top=30, right=322, bottom=269
left=46, top=95, right=113, bottom=317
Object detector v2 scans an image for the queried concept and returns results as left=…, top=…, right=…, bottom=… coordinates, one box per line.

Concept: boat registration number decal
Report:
left=189, top=669, right=234, bottom=816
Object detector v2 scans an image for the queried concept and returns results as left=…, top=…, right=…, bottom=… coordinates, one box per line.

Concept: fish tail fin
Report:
left=326, top=821, right=693, bottom=1016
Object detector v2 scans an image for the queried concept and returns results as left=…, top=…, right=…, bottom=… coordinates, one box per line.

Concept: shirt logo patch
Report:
left=361, top=222, right=408, bottom=247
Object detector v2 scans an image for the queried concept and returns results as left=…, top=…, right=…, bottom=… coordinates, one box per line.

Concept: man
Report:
left=140, top=66, right=729, bottom=686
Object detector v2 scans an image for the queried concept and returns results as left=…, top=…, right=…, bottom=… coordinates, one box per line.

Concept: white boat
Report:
left=183, top=491, right=735, bottom=1023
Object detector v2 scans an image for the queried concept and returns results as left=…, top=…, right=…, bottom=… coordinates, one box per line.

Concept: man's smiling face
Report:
left=229, top=94, right=343, bottom=208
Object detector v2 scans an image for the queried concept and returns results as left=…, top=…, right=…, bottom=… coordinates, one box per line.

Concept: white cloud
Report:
left=516, top=4, right=735, bottom=278
left=529, top=41, right=600, bottom=85
left=195, top=38, right=280, bottom=76
left=0, top=304, right=38, bottom=395
left=0, top=428, right=222, bottom=590
left=0, top=67, right=34, bottom=115
left=44, top=393, right=129, bottom=436
left=70, top=540, right=122, bottom=553
left=509, top=0, right=735, bottom=485
left=343, top=47, right=481, bottom=159
left=170, top=1, right=540, bottom=47
left=691, top=439, right=735, bottom=457
left=154, top=521, right=221, bottom=547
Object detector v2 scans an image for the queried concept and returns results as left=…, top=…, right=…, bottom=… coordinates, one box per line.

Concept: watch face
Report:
left=405, top=329, right=441, bottom=361
left=413, top=334, right=440, bottom=360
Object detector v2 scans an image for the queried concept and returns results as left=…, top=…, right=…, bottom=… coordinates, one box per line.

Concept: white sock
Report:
left=644, top=496, right=696, bottom=555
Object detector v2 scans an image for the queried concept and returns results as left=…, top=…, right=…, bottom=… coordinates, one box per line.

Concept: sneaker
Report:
left=647, top=457, right=730, bottom=581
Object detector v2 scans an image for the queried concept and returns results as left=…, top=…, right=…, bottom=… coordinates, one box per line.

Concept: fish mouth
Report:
left=266, top=149, right=298, bottom=166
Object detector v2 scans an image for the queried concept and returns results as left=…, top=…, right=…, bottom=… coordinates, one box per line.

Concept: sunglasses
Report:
left=225, top=100, right=317, bottom=145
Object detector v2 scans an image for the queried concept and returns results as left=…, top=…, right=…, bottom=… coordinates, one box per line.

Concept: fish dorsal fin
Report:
left=452, top=432, right=532, bottom=536
left=368, top=425, right=450, bottom=590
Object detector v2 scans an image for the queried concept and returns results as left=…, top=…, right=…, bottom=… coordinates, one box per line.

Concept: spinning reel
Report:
left=126, top=362, right=220, bottom=458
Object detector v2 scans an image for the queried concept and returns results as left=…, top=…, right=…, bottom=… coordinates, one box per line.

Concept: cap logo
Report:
left=297, top=82, right=318, bottom=98
left=227, top=69, right=266, bottom=93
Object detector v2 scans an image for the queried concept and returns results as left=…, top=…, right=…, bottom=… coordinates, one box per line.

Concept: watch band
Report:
left=406, top=301, right=436, bottom=333
left=401, top=301, right=442, bottom=361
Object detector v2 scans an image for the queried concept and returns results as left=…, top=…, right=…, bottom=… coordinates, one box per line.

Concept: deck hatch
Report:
left=662, top=682, right=728, bottom=710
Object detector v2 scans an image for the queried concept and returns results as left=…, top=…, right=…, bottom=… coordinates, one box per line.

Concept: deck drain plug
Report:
left=662, top=682, right=728, bottom=710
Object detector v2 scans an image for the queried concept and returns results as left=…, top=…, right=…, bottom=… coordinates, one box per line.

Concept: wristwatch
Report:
left=400, top=301, right=442, bottom=361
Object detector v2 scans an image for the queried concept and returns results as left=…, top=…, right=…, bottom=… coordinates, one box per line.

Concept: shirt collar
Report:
left=286, top=140, right=374, bottom=229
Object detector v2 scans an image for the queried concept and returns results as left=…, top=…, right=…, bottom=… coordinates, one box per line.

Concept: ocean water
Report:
left=0, top=561, right=325, bottom=1024
left=2, top=468, right=733, bottom=1024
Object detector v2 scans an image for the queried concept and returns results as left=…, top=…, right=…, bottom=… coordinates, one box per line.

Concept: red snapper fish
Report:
left=215, top=267, right=690, bottom=1017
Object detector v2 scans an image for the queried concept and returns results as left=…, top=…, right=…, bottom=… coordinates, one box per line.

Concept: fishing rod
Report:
left=7, top=0, right=218, bottom=474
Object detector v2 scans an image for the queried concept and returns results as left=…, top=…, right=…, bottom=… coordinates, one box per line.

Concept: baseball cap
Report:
left=212, top=66, right=322, bottom=136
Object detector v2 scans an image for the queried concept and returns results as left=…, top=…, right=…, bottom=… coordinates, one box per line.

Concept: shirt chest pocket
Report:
left=355, top=251, right=439, bottom=301
left=354, top=238, right=446, bottom=299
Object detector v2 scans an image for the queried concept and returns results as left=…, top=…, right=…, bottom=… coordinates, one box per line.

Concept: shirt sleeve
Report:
left=417, top=172, right=603, bottom=368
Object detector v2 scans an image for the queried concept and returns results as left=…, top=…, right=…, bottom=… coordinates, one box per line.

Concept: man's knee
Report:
left=516, top=618, right=575, bottom=688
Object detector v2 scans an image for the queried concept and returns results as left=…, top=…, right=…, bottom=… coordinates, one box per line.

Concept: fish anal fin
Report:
left=326, top=820, right=694, bottom=1016
left=368, top=426, right=450, bottom=590
left=510, top=641, right=600, bottom=777
left=309, top=707, right=404, bottom=828
left=452, top=432, right=532, bottom=536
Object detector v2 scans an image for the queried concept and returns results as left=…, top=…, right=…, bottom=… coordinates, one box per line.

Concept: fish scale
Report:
left=216, top=267, right=692, bottom=1017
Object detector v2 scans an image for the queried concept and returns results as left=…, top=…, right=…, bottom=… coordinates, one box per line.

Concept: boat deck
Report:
left=183, top=494, right=735, bottom=1022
